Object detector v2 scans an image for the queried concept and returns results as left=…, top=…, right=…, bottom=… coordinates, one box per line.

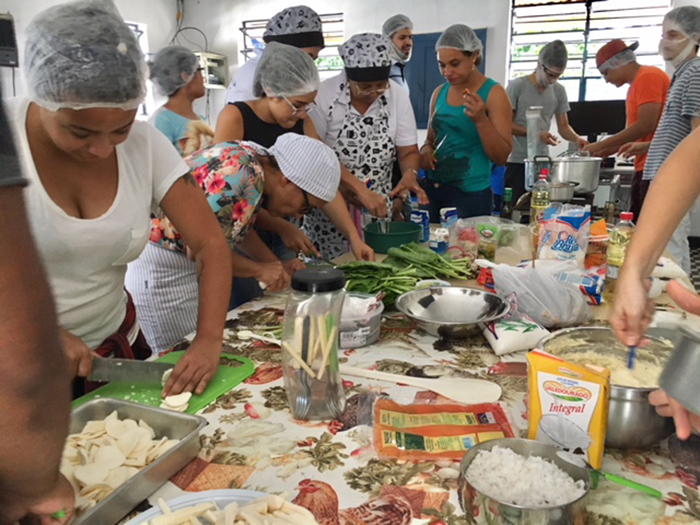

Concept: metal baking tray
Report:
left=71, top=398, right=207, bottom=525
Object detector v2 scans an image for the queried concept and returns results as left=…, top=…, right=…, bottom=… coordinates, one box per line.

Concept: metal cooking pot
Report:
left=539, top=327, right=677, bottom=449
left=526, top=152, right=602, bottom=194
left=550, top=181, right=578, bottom=202
left=458, top=438, right=590, bottom=524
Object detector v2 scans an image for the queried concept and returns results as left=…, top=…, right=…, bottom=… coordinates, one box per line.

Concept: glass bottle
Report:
left=501, top=187, right=514, bottom=220
left=281, top=267, right=346, bottom=420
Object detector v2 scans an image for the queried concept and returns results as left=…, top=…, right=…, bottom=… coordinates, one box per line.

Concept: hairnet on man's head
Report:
left=539, top=40, right=568, bottom=71
left=24, top=0, right=147, bottom=111
left=665, top=6, right=700, bottom=44
left=436, top=24, right=483, bottom=53
left=149, top=46, right=199, bottom=97
left=382, top=14, right=413, bottom=38
left=253, top=42, right=319, bottom=98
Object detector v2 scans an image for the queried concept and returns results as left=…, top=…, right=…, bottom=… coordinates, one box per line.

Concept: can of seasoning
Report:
left=429, top=227, right=449, bottom=254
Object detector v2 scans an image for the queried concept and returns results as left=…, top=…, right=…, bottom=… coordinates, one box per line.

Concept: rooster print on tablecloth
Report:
left=293, top=479, right=413, bottom=525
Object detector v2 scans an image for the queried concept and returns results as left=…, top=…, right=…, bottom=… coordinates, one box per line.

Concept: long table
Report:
left=138, top=258, right=700, bottom=524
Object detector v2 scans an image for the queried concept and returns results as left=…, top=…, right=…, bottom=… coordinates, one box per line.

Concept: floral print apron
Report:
left=303, top=83, right=396, bottom=259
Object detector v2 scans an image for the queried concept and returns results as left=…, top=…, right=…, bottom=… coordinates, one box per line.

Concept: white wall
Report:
left=183, top=0, right=512, bottom=125
left=0, top=0, right=178, bottom=99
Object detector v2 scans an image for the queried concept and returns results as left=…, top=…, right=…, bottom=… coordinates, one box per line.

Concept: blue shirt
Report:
left=148, top=107, right=204, bottom=155
left=428, top=79, right=498, bottom=192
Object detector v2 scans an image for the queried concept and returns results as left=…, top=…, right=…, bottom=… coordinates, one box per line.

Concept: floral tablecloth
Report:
left=142, top=293, right=700, bottom=525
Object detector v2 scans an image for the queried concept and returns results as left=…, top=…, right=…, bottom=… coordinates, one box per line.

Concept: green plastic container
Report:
left=363, top=221, right=422, bottom=254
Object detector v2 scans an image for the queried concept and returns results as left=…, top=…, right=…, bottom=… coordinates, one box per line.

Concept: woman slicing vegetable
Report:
left=309, top=33, right=428, bottom=259
left=214, top=42, right=375, bottom=266
left=10, top=0, right=232, bottom=397
left=420, top=24, right=512, bottom=222
left=127, top=133, right=345, bottom=355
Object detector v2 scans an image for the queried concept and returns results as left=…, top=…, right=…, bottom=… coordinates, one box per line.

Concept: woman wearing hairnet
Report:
left=214, top=42, right=375, bottom=267
left=309, top=33, right=428, bottom=258
left=420, top=25, right=512, bottom=222
left=128, top=134, right=348, bottom=353
left=505, top=40, right=588, bottom=203
left=382, top=14, right=413, bottom=92
left=11, top=0, right=232, bottom=399
left=148, top=45, right=211, bottom=155
left=225, top=5, right=325, bottom=105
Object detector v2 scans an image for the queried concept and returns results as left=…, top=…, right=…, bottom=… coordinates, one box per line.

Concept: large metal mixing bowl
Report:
left=458, top=438, right=590, bottom=524
left=539, top=326, right=677, bottom=449
left=395, top=287, right=510, bottom=339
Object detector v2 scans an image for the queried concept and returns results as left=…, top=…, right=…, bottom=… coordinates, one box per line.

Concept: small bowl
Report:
left=363, top=221, right=421, bottom=254
left=458, top=438, right=590, bottom=524
left=395, top=287, right=510, bottom=338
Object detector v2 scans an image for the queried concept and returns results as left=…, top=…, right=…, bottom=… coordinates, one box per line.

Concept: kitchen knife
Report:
left=88, top=358, right=175, bottom=384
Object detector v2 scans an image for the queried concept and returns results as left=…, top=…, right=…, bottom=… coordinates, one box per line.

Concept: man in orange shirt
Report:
left=584, top=39, right=670, bottom=221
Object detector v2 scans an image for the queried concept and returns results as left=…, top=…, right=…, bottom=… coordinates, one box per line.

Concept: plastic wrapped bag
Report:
left=482, top=293, right=549, bottom=355
left=448, top=216, right=516, bottom=261
left=536, top=205, right=591, bottom=268
left=492, top=264, right=592, bottom=328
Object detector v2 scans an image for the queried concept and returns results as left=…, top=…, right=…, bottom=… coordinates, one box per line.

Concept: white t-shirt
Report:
left=8, top=98, right=187, bottom=349
left=225, top=56, right=260, bottom=105
left=310, top=71, right=418, bottom=148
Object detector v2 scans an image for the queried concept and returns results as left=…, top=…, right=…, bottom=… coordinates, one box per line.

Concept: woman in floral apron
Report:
left=308, top=33, right=428, bottom=258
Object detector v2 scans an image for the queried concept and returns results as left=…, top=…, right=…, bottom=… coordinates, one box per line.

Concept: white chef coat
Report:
left=225, top=56, right=260, bottom=104
left=310, top=71, right=418, bottom=149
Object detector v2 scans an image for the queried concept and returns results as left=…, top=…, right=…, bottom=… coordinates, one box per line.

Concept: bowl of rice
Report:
left=458, top=438, right=590, bottom=524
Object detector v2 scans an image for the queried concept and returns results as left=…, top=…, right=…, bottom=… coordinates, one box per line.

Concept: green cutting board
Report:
left=72, top=352, right=255, bottom=414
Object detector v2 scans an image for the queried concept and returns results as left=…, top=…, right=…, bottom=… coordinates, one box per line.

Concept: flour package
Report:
left=537, top=205, right=591, bottom=268
left=527, top=350, right=610, bottom=469
left=482, top=293, right=549, bottom=356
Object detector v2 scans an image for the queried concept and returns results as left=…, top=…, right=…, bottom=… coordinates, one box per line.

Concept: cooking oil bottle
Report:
left=604, top=211, right=635, bottom=302
left=530, top=169, right=550, bottom=224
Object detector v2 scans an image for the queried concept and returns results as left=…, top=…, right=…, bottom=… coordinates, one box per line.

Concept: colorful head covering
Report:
left=339, top=33, right=392, bottom=82
left=263, top=5, right=325, bottom=49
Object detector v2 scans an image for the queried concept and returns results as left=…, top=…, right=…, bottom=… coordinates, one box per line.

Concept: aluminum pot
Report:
left=539, top=327, right=677, bottom=449
left=550, top=181, right=578, bottom=202
left=526, top=153, right=602, bottom=194
left=458, top=438, right=590, bottom=524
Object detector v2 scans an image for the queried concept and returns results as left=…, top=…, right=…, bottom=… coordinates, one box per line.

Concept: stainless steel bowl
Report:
left=395, top=287, right=510, bottom=338
left=539, top=326, right=677, bottom=449
left=458, top=438, right=590, bottom=524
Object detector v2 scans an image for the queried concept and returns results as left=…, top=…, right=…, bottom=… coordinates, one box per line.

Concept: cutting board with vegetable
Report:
left=72, top=352, right=255, bottom=414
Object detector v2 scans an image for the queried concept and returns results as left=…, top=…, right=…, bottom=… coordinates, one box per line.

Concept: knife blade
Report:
left=88, top=358, right=175, bottom=384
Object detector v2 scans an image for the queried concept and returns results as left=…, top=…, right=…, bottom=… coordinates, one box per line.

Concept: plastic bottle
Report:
left=501, top=187, right=513, bottom=220
left=603, top=211, right=635, bottom=302
left=530, top=169, right=550, bottom=224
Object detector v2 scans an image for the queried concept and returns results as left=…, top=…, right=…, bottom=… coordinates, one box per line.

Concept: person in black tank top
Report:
left=228, top=101, right=305, bottom=148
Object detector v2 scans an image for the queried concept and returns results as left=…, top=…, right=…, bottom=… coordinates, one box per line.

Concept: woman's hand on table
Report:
left=278, top=224, right=319, bottom=258
left=419, top=144, right=436, bottom=171
left=24, top=473, right=76, bottom=525
left=59, top=329, right=94, bottom=378
left=282, top=258, right=306, bottom=275
left=163, top=336, right=221, bottom=396
left=649, top=389, right=700, bottom=440
left=350, top=239, right=375, bottom=261
left=358, top=188, right=388, bottom=218
left=256, top=260, right=291, bottom=292
left=610, top=269, right=654, bottom=348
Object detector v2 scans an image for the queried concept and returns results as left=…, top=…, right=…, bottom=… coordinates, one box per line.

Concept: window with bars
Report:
left=240, top=14, right=344, bottom=82
left=510, top=0, right=671, bottom=102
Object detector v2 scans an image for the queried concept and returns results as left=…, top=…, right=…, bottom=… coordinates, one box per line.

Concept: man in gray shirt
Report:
left=619, top=6, right=700, bottom=274
left=505, top=41, right=588, bottom=202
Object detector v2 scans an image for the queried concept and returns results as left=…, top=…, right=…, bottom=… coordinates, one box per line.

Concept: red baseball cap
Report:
left=596, top=39, right=639, bottom=69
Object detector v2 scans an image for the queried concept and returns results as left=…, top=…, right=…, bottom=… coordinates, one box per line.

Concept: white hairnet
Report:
left=268, top=134, right=340, bottom=202
left=24, top=0, right=147, bottom=111
left=665, top=6, right=700, bottom=44
left=253, top=42, right=319, bottom=98
left=599, top=48, right=636, bottom=74
left=539, top=40, right=568, bottom=71
left=149, top=46, right=199, bottom=97
left=382, top=14, right=413, bottom=38
left=436, top=24, right=483, bottom=53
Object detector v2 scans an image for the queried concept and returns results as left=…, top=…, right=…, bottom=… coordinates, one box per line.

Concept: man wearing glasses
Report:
left=583, top=39, right=670, bottom=221
left=505, top=40, right=589, bottom=203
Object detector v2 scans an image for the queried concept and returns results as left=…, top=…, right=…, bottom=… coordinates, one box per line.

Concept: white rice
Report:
left=465, top=446, right=586, bottom=508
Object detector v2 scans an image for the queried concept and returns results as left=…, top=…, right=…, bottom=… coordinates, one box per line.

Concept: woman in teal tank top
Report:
left=420, top=24, right=512, bottom=222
